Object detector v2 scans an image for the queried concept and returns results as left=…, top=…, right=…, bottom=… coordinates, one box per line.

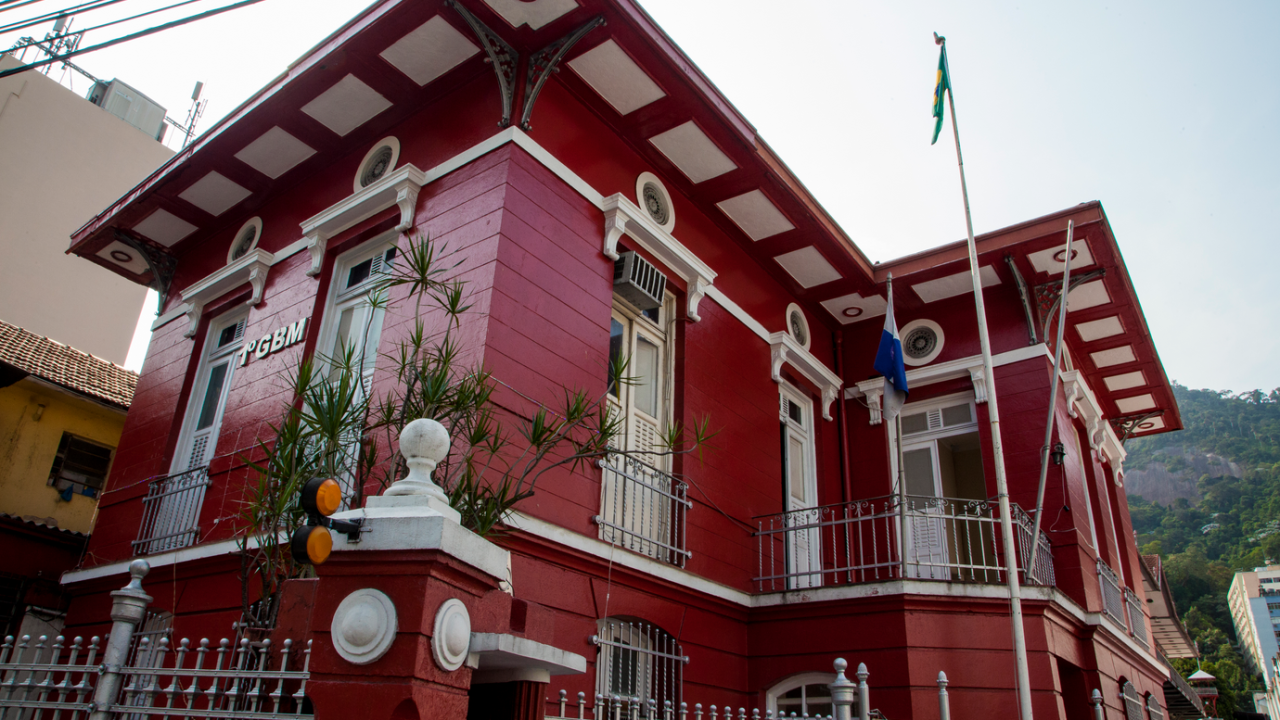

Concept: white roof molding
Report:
left=602, top=192, right=717, bottom=322
left=298, top=163, right=427, bottom=277
left=769, top=331, right=841, bottom=421
left=849, top=344, right=1050, bottom=425
left=177, top=248, right=273, bottom=338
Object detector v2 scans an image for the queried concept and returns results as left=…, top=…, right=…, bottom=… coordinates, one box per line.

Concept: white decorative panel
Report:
left=567, top=40, right=665, bottom=115
left=1103, top=371, right=1146, bottom=392
left=819, top=292, right=887, bottom=324
left=1090, top=345, right=1135, bottom=368
left=1066, top=280, right=1110, bottom=312
left=1027, top=240, right=1094, bottom=274
left=716, top=189, right=794, bottom=241
left=1115, top=394, right=1156, bottom=413
left=1076, top=315, right=1124, bottom=342
left=380, top=17, right=479, bottom=86
left=910, top=266, right=1000, bottom=304
left=648, top=121, right=736, bottom=184
left=301, top=75, right=393, bottom=137
left=95, top=240, right=150, bottom=275
left=773, top=246, right=841, bottom=288
left=483, top=0, right=577, bottom=29
left=132, top=209, right=197, bottom=247
left=235, top=127, right=316, bottom=179
left=177, top=172, right=251, bottom=217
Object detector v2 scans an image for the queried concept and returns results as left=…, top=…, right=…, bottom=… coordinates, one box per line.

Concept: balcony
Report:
left=753, top=495, right=1055, bottom=592
left=596, top=455, right=692, bottom=568
left=132, top=466, right=211, bottom=556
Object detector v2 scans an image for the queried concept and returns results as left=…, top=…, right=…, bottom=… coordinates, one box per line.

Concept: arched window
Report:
left=593, top=618, right=685, bottom=710
left=1145, top=692, right=1164, bottom=720
left=767, top=672, right=835, bottom=718
left=1119, top=679, right=1142, bottom=720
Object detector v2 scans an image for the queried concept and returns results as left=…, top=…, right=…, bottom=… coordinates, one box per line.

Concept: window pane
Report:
left=196, top=362, right=229, bottom=430
left=608, top=318, right=624, bottom=398
left=634, top=336, right=659, bottom=417
left=901, top=412, right=929, bottom=435
left=788, top=435, right=807, bottom=504
left=787, top=399, right=803, bottom=425
left=346, top=258, right=373, bottom=290
left=942, top=403, right=972, bottom=427
left=903, top=448, right=936, bottom=497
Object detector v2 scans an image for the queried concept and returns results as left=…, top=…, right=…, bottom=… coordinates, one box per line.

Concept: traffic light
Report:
left=291, top=477, right=363, bottom=565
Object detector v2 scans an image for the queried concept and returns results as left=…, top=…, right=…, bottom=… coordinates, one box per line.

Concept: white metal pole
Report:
left=1028, top=220, right=1075, bottom=572
left=941, top=37, right=1035, bottom=720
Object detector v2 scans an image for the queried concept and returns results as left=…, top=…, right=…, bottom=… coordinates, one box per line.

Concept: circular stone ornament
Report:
left=331, top=589, right=397, bottom=665
left=353, top=137, right=401, bottom=193
left=431, top=598, right=472, bottom=672
left=635, top=172, right=675, bottom=232
left=900, top=319, right=944, bottom=366
left=785, top=303, right=810, bottom=350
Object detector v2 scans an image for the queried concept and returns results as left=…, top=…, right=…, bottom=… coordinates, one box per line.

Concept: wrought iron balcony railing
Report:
left=1125, top=587, right=1150, bottom=648
left=1096, top=558, right=1128, bottom=629
left=132, top=466, right=211, bottom=556
left=596, top=455, right=691, bottom=567
left=753, top=494, right=1055, bottom=592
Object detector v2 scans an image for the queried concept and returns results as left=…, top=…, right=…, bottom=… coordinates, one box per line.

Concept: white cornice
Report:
left=769, top=332, right=842, bottom=420
left=848, top=344, right=1051, bottom=425
left=298, top=163, right=427, bottom=276
left=601, top=193, right=717, bottom=322
left=176, top=248, right=273, bottom=338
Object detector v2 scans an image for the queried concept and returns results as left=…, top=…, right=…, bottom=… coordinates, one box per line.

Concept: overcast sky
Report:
left=6, top=0, right=1276, bottom=393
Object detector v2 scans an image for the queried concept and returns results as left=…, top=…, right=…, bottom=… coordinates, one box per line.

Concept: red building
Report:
left=57, top=0, right=1193, bottom=717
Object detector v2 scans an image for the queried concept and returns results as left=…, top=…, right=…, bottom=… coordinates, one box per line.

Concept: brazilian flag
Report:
left=931, top=44, right=950, bottom=145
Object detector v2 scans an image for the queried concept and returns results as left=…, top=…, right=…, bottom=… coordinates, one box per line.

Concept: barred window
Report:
left=1145, top=693, right=1163, bottom=720
left=47, top=433, right=114, bottom=497
left=593, top=618, right=685, bottom=711
left=1120, top=680, right=1142, bottom=720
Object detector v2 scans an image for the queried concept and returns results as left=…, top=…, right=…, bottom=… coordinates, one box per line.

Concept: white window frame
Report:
left=780, top=383, right=821, bottom=589
left=594, top=618, right=684, bottom=709
left=316, top=234, right=399, bottom=388
left=171, top=311, right=247, bottom=475
left=888, top=391, right=980, bottom=493
left=766, top=672, right=836, bottom=718
left=606, top=294, right=674, bottom=461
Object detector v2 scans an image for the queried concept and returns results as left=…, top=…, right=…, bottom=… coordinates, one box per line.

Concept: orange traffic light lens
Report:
left=315, top=478, right=342, bottom=516
left=306, top=526, right=332, bottom=565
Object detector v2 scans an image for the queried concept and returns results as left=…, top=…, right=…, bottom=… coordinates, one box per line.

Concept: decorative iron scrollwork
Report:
left=520, top=15, right=605, bottom=130
left=1034, top=268, right=1106, bottom=341
left=447, top=0, right=520, bottom=128
left=1109, top=410, right=1163, bottom=444
left=114, top=230, right=176, bottom=315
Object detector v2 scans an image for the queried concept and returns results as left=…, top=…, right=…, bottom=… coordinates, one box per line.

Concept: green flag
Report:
left=931, top=44, right=950, bottom=145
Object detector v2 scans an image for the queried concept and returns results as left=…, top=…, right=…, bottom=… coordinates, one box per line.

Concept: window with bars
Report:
left=593, top=618, right=685, bottom=709
left=1120, top=680, right=1143, bottom=720
left=47, top=433, right=114, bottom=498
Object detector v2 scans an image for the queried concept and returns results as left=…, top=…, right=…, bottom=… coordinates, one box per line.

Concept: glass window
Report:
left=48, top=433, right=113, bottom=497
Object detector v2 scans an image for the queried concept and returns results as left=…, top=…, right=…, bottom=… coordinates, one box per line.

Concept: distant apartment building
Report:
left=0, top=53, right=174, bottom=365
left=1229, top=565, right=1280, bottom=689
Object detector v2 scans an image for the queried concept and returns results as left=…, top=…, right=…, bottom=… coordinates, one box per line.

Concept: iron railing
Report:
left=1097, top=559, right=1128, bottom=629
left=752, top=495, right=1056, bottom=592
left=1125, top=587, right=1149, bottom=647
left=133, top=466, right=211, bottom=555
left=596, top=456, right=691, bottom=567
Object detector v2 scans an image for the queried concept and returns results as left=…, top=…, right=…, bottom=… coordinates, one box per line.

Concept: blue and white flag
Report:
left=873, top=282, right=909, bottom=423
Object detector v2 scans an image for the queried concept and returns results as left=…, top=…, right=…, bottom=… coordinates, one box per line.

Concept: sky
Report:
left=5, top=0, right=1277, bottom=392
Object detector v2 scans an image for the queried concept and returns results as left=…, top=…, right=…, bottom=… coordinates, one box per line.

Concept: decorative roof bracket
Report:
left=1035, top=268, right=1106, bottom=341
left=1110, top=410, right=1164, bottom=445
left=1005, top=254, right=1039, bottom=346
left=520, top=16, right=605, bottom=131
left=448, top=0, right=519, bottom=129
left=601, top=193, right=716, bottom=322
left=115, top=230, right=176, bottom=316
left=769, top=332, right=841, bottom=421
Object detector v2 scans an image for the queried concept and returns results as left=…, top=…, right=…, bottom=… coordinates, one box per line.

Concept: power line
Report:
left=0, top=0, right=270, bottom=80
left=0, top=0, right=122, bottom=22
left=0, top=0, right=128, bottom=33
left=4, top=0, right=212, bottom=39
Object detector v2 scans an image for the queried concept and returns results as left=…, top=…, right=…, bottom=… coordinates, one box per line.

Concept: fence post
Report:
left=1090, top=689, right=1104, bottom=720
left=827, top=658, right=855, bottom=720
left=937, top=671, right=950, bottom=720
left=856, top=663, right=869, bottom=720
left=87, top=559, right=151, bottom=720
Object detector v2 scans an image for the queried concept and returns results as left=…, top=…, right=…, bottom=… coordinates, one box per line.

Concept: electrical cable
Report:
left=0, top=0, right=126, bottom=30
left=1, top=0, right=207, bottom=38
left=0, top=0, right=270, bottom=80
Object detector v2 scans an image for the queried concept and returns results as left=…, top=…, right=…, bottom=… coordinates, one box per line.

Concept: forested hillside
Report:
left=1125, top=384, right=1280, bottom=713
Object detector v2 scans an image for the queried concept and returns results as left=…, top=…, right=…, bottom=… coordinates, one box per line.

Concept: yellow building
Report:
left=0, top=318, right=136, bottom=638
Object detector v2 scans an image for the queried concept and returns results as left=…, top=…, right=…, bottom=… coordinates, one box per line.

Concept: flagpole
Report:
left=888, top=274, right=908, bottom=581
left=938, top=34, right=1035, bottom=720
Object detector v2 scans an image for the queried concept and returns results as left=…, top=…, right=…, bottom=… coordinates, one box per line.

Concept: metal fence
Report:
left=753, top=495, right=1056, bottom=592
left=0, top=561, right=312, bottom=720
left=1124, top=588, right=1149, bottom=648
left=132, top=467, right=211, bottom=555
left=1097, top=559, right=1127, bottom=629
left=597, top=456, right=691, bottom=567
left=546, top=658, right=924, bottom=720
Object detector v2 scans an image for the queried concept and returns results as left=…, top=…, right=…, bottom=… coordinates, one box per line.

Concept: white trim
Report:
left=272, top=236, right=311, bottom=264
left=508, top=127, right=604, bottom=208
left=299, top=163, right=425, bottom=277
left=770, top=332, right=841, bottom=421
left=602, top=193, right=717, bottom=322
left=848, top=344, right=1051, bottom=425
left=177, top=248, right=273, bottom=338
left=60, top=535, right=257, bottom=584
left=151, top=305, right=188, bottom=332
left=1061, top=369, right=1127, bottom=474
left=704, top=286, right=769, bottom=341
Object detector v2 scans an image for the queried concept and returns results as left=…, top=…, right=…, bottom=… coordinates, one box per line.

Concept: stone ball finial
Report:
left=124, top=559, right=150, bottom=591
left=399, top=418, right=449, bottom=472
left=383, top=418, right=451, bottom=502
left=833, top=657, right=847, bottom=674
